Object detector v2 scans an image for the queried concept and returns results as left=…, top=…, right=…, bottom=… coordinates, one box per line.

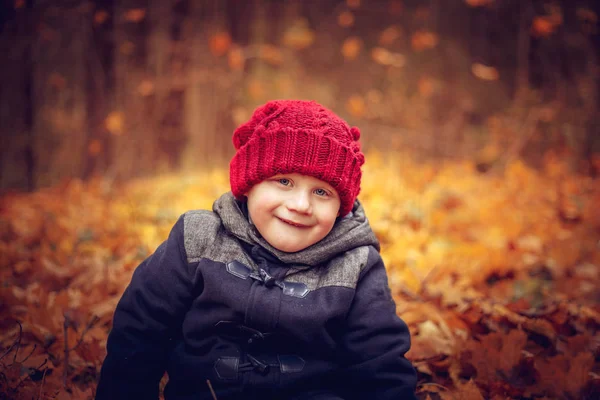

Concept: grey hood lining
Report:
left=212, top=192, right=379, bottom=266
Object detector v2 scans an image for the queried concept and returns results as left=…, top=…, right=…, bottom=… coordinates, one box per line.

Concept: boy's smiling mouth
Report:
left=277, top=217, right=309, bottom=228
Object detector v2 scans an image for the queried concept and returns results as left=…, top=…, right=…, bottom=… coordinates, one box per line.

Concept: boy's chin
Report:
left=266, top=239, right=311, bottom=253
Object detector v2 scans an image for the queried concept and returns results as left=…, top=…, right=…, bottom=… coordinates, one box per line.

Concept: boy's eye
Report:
left=314, top=188, right=328, bottom=196
left=278, top=178, right=290, bottom=186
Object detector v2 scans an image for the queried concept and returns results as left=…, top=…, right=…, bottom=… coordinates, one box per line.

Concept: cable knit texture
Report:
left=230, top=100, right=365, bottom=217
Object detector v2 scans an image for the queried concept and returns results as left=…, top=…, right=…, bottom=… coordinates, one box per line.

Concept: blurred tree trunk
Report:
left=181, top=0, right=233, bottom=170
left=109, top=0, right=155, bottom=180
left=30, top=2, right=90, bottom=188
left=147, top=0, right=172, bottom=170
left=84, top=0, right=115, bottom=179
left=0, top=5, right=33, bottom=191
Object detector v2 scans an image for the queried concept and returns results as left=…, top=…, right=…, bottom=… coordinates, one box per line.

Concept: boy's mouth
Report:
left=277, top=217, right=309, bottom=228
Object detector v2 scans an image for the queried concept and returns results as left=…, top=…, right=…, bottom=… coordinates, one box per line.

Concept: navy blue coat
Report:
left=96, top=193, right=417, bottom=400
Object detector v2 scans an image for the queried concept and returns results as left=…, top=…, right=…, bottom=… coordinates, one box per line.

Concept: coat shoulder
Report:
left=182, top=210, right=223, bottom=263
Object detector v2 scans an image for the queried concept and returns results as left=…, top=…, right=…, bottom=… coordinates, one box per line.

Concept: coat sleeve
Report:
left=96, top=214, right=202, bottom=400
left=336, top=246, right=417, bottom=400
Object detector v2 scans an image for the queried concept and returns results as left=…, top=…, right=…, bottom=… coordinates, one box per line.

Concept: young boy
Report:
left=96, top=100, right=417, bottom=400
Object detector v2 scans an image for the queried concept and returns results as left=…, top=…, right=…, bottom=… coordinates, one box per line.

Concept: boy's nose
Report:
left=287, top=191, right=312, bottom=214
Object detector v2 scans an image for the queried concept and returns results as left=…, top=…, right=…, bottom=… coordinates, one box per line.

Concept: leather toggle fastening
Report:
left=246, top=354, right=270, bottom=374
left=214, top=357, right=239, bottom=380
left=278, top=355, right=305, bottom=373
left=226, top=260, right=253, bottom=279
left=214, top=354, right=305, bottom=380
left=226, top=261, right=310, bottom=298
left=214, top=321, right=273, bottom=345
left=250, top=268, right=278, bottom=287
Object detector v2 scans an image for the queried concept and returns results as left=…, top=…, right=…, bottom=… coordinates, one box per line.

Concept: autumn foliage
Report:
left=1, top=153, right=599, bottom=399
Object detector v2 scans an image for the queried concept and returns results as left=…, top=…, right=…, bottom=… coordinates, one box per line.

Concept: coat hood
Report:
left=213, top=192, right=379, bottom=266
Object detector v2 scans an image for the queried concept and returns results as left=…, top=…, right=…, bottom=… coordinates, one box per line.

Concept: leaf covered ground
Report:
left=1, top=153, right=599, bottom=399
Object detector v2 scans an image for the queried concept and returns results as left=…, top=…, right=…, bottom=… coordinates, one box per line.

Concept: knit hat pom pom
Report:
left=232, top=124, right=253, bottom=149
left=350, top=126, right=361, bottom=140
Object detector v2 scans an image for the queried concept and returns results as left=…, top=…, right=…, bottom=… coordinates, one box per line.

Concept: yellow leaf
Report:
left=471, top=62, right=499, bottom=81
left=247, top=80, right=265, bottom=101
left=283, top=19, right=315, bottom=50
left=410, top=319, right=455, bottom=359
left=371, top=47, right=405, bottom=67
left=346, top=95, right=366, bottom=118
left=259, top=44, right=284, bottom=66
left=228, top=46, right=245, bottom=71
left=341, top=37, right=362, bottom=60
left=105, top=112, right=124, bottom=135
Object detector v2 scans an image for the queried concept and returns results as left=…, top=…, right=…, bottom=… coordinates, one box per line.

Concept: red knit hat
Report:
left=230, top=100, right=365, bottom=217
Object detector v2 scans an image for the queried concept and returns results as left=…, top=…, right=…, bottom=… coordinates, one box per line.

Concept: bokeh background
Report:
left=1, top=1, right=600, bottom=399
left=2, top=0, right=599, bottom=190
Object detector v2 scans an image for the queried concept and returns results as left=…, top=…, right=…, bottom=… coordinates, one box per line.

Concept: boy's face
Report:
left=245, top=173, right=341, bottom=253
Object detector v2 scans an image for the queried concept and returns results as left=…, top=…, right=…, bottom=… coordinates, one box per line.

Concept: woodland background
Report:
left=1, top=0, right=600, bottom=399
left=1, top=0, right=600, bottom=190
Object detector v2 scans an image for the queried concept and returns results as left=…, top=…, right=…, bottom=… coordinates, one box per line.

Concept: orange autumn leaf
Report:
left=137, top=80, right=154, bottom=96
left=454, top=379, right=485, bottom=400
left=471, top=62, right=499, bottom=81
left=2, top=143, right=600, bottom=399
left=259, top=45, right=284, bottom=66
left=346, top=95, right=366, bottom=117
left=283, top=19, right=315, bottom=50
left=228, top=46, right=245, bottom=71
left=371, top=47, right=405, bottom=67
left=341, top=37, right=362, bottom=60
left=105, top=111, right=124, bottom=135
left=94, top=10, right=109, bottom=25
left=247, top=79, right=265, bottom=101
left=464, top=0, right=493, bottom=7
left=411, top=31, right=438, bottom=51
left=576, top=7, right=598, bottom=23
left=417, top=76, right=436, bottom=97
left=465, top=329, right=527, bottom=383
left=124, top=8, right=146, bottom=23
left=88, top=139, right=102, bottom=156
left=338, top=11, right=355, bottom=27
left=536, top=353, right=594, bottom=397
left=379, top=25, right=403, bottom=46
left=209, top=32, right=232, bottom=57
left=531, top=16, right=557, bottom=37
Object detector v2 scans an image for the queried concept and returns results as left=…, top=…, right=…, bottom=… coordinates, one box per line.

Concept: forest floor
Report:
left=1, top=152, right=599, bottom=399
